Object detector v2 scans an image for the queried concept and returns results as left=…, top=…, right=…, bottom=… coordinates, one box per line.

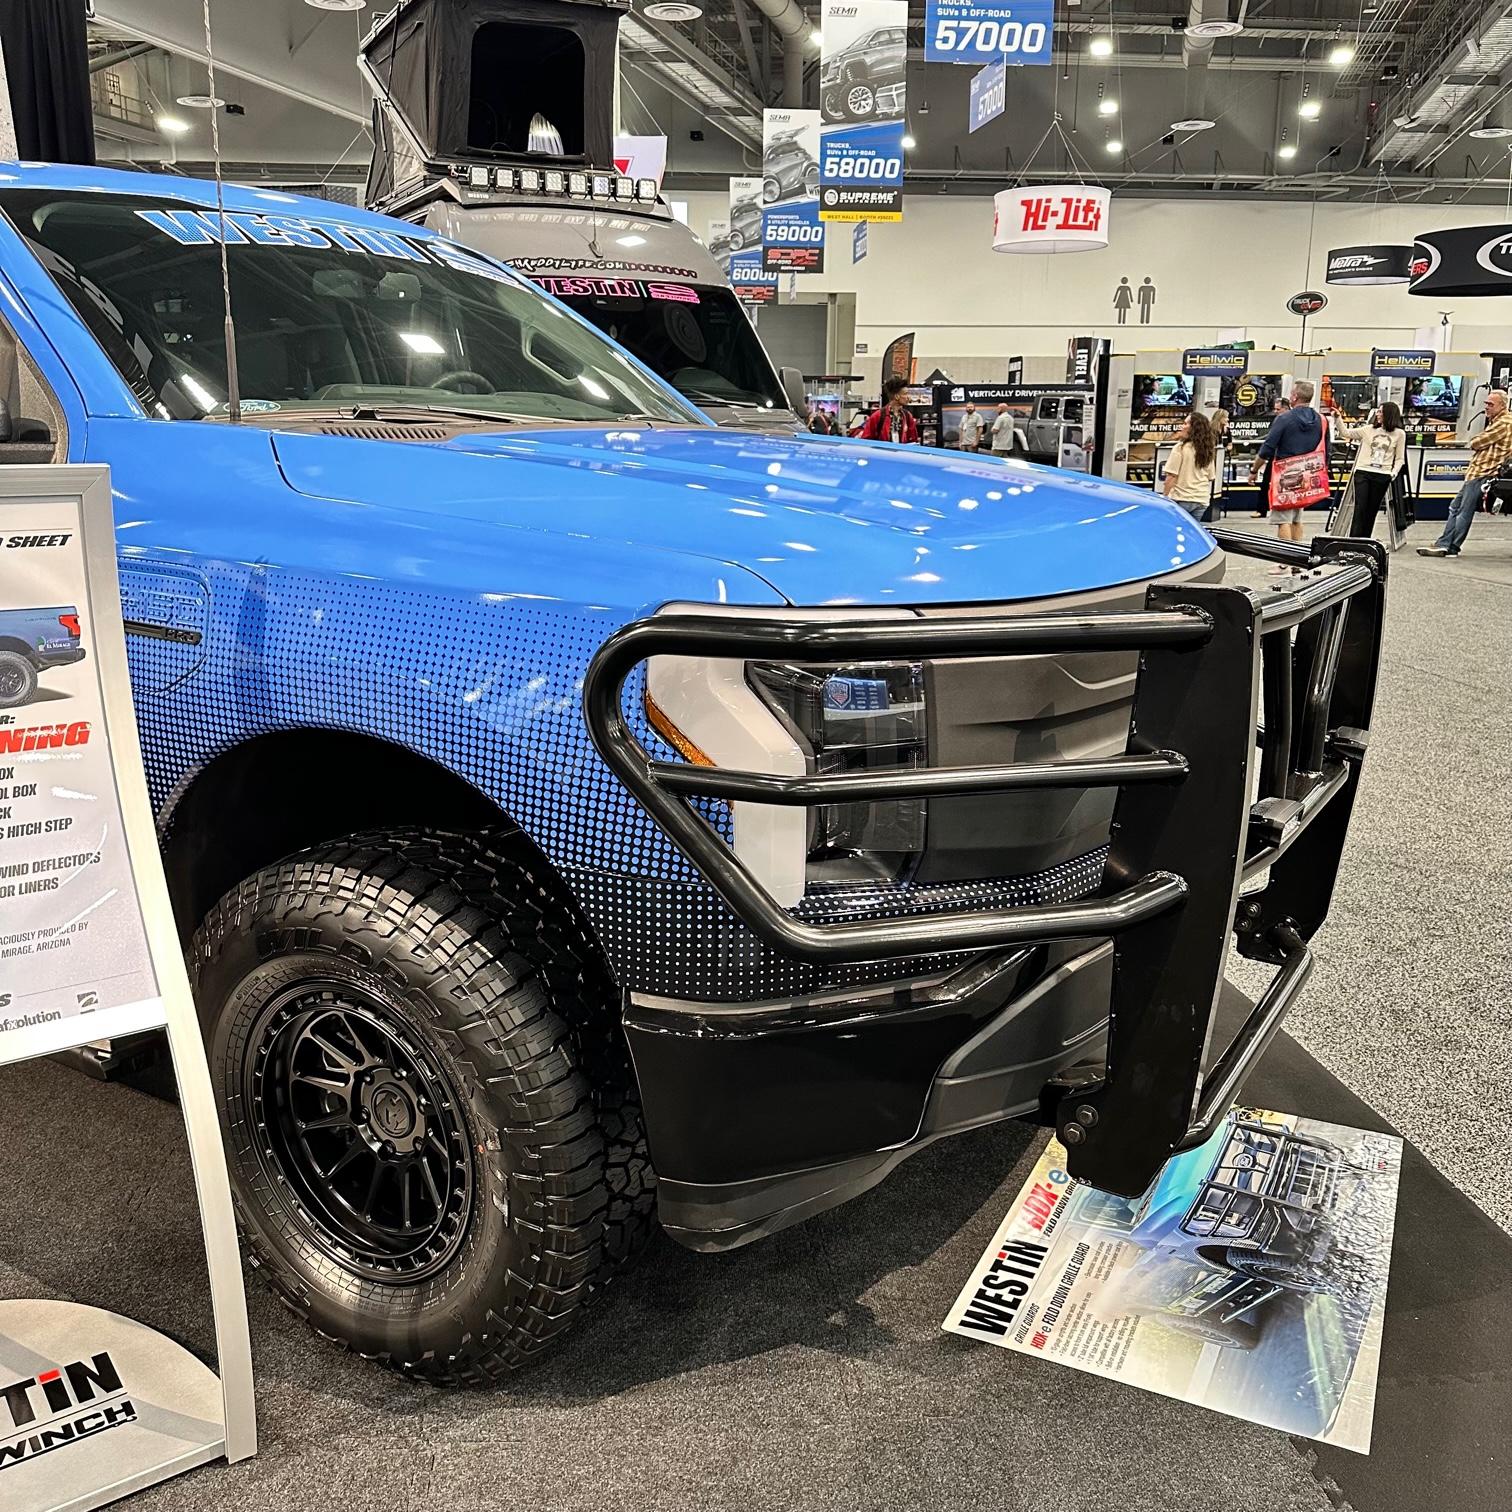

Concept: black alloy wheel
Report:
left=247, top=985, right=473, bottom=1283
left=0, top=651, right=37, bottom=709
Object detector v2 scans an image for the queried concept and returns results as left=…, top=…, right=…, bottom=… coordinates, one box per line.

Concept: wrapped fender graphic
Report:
left=819, top=0, right=907, bottom=222
left=762, top=109, right=825, bottom=272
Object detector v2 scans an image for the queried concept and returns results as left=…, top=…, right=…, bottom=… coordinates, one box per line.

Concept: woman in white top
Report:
left=1162, top=411, right=1218, bottom=518
left=1340, top=401, right=1406, bottom=536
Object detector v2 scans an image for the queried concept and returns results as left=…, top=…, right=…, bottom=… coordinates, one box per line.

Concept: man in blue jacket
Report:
left=1249, top=379, right=1327, bottom=555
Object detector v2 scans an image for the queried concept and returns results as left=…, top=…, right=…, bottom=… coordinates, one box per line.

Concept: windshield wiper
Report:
left=677, top=390, right=778, bottom=411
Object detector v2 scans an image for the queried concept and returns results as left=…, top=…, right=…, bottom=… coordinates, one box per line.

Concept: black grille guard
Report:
left=583, top=530, right=1388, bottom=1197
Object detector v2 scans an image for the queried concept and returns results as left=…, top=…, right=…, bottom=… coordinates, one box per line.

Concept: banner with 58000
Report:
left=925, top=0, right=1053, bottom=66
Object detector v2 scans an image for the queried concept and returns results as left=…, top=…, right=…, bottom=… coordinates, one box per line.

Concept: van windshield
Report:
left=0, top=190, right=704, bottom=427
left=527, top=275, right=788, bottom=413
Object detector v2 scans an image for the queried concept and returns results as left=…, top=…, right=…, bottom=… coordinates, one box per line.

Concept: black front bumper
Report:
left=586, top=530, right=1388, bottom=1231
left=628, top=939, right=1113, bottom=1250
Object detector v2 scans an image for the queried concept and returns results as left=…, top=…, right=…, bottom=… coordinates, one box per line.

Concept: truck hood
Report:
left=270, top=425, right=1216, bottom=606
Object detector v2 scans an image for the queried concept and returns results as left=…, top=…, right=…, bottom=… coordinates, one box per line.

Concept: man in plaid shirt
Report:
left=1419, top=387, right=1512, bottom=557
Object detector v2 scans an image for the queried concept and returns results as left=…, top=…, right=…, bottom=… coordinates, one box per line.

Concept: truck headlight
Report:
left=643, top=608, right=924, bottom=909
left=746, top=660, right=927, bottom=888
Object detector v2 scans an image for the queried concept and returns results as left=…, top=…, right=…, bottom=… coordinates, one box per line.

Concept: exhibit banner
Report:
left=881, top=330, right=916, bottom=383
left=1370, top=348, right=1436, bottom=377
left=819, top=0, right=906, bottom=223
left=1183, top=348, right=1249, bottom=377
left=944, top=1109, right=1402, bottom=1452
left=853, top=220, right=868, bottom=262
left=968, top=56, right=1006, bottom=133
left=762, top=108, right=825, bottom=272
left=612, top=134, right=668, bottom=189
left=1325, top=244, right=1412, bottom=286
left=992, top=185, right=1110, bottom=253
left=925, top=0, right=1052, bottom=65
left=1409, top=224, right=1512, bottom=296
left=706, top=216, right=732, bottom=272
left=728, top=175, right=764, bottom=253
left=728, top=248, right=777, bottom=305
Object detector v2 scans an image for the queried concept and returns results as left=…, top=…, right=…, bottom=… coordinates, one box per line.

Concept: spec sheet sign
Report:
left=1371, top=348, right=1436, bottom=377
left=819, top=0, right=907, bottom=222
left=968, top=57, right=1007, bottom=132
left=762, top=108, right=825, bottom=272
left=926, top=0, right=1053, bottom=64
left=0, top=496, right=158, bottom=1063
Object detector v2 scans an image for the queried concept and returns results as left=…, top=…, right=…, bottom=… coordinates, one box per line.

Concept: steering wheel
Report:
left=432, top=370, right=494, bottom=395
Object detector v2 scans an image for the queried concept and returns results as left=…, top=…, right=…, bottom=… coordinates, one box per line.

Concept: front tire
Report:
left=192, top=832, right=640, bottom=1380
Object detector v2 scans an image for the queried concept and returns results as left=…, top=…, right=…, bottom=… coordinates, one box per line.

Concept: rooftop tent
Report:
left=362, top=0, right=625, bottom=174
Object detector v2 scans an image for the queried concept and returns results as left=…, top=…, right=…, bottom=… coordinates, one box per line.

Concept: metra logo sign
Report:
left=0, top=1352, right=136, bottom=1471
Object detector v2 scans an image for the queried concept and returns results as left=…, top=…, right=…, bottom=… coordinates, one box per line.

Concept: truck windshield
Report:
left=0, top=190, right=704, bottom=427
left=527, top=276, right=787, bottom=412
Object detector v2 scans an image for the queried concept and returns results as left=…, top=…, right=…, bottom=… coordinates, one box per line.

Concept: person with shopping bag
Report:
left=1249, top=380, right=1328, bottom=572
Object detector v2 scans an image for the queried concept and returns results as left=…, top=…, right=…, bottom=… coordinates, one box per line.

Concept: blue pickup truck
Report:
left=0, top=163, right=1386, bottom=1382
left=0, top=604, right=84, bottom=707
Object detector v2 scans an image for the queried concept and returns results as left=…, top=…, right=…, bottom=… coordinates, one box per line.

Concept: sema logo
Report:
left=0, top=1352, right=135, bottom=1472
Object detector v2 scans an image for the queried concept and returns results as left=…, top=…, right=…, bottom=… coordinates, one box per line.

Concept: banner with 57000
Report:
left=924, top=0, right=1054, bottom=66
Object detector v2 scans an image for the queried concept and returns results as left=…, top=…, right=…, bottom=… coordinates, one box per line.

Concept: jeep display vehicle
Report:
left=0, top=162, right=1385, bottom=1383
left=359, top=0, right=807, bottom=434
left=0, top=604, right=84, bottom=707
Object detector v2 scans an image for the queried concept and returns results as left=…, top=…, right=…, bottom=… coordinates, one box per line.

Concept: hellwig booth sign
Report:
left=993, top=186, right=1111, bottom=253
left=1183, top=348, right=1249, bottom=377
left=0, top=467, right=255, bottom=1511
left=1371, top=348, right=1436, bottom=377
left=1409, top=224, right=1512, bottom=296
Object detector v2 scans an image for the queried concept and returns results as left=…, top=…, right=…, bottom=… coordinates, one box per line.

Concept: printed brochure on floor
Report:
left=944, top=1108, right=1402, bottom=1453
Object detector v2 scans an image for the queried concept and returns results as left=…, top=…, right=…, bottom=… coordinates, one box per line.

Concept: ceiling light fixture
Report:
left=1185, top=19, right=1244, bottom=38
left=1089, top=36, right=1113, bottom=57
left=1172, top=118, right=1216, bottom=132
left=901, top=133, right=917, bottom=149
left=1278, top=142, right=1298, bottom=160
left=1299, top=98, right=1322, bottom=119
left=1470, top=125, right=1512, bottom=139
left=157, top=114, right=191, bottom=136
left=1329, top=43, right=1356, bottom=68
left=1098, top=98, right=1119, bottom=116
left=1106, top=138, right=1123, bottom=154
left=303, top=0, right=366, bottom=10
left=643, top=1, right=704, bottom=19
left=176, top=94, right=225, bottom=109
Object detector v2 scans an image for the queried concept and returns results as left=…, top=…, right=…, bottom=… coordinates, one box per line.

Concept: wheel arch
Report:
left=159, top=728, right=606, bottom=972
left=0, top=636, right=35, bottom=658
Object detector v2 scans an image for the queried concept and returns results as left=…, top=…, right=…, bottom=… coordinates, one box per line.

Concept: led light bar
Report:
left=468, top=165, right=489, bottom=188
left=519, top=167, right=542, bottom=192
left=615, top=175, right=635, bottom=200
left=592, top=173, right=612, bottom=198
left=493, top=166, right=517, bottom=191
left=544, top=169, right=566, bottom=194
left=568, top=171, right=589, bottom=196
left=636, top=177, right=658, bottom=202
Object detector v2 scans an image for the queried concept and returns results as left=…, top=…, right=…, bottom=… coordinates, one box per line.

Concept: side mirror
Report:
left=0, top=398, right=12, bottom=443
left=778, top=365, right=807, bottom=417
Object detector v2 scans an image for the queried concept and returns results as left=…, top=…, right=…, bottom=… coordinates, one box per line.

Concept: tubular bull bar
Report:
left=583, top=531, right=1388, bottom=1198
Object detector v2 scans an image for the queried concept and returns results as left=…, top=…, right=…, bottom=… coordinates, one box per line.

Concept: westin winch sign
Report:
left=0, top=1353, right=135, bottom=1473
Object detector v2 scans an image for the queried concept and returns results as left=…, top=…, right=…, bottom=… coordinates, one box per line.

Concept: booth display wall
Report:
left=687, top=191, right=1512, bottom=389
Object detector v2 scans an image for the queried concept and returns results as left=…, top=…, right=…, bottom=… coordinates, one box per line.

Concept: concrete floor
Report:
left=1, top=512, right=1507, bottom=1511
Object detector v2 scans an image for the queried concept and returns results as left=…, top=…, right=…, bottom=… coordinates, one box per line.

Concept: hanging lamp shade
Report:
left=1325, top=244, right=1414, bottom=285
left=1408, top=224, right=1512, bottom=295
left=992, top=185, right=1111, bottom=253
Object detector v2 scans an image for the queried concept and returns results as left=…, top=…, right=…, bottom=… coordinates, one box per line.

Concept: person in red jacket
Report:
left=859, top=377, right=920, bottom=444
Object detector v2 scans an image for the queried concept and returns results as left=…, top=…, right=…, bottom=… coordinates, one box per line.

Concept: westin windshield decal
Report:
left=135, top=209, right=513, bottom=284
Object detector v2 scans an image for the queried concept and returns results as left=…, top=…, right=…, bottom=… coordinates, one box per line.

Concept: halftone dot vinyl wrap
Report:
left=125, top=549, right=1104, bottom=1003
